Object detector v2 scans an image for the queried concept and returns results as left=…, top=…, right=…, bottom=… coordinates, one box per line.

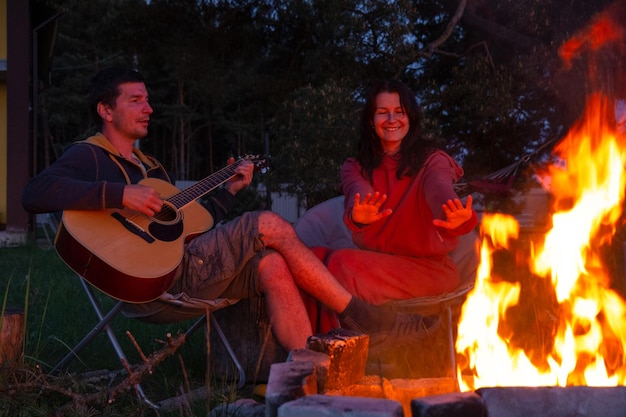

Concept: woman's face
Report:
left=372, top=92, right=409, bottom=154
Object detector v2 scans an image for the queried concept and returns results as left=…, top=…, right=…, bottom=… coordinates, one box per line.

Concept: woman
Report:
left=326, top=80, right=478, bottom=305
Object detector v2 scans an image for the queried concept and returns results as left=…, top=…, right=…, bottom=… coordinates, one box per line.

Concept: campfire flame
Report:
left=457, top=94, right=626, bottom=390
left=456, top=5, right=626, bottom=391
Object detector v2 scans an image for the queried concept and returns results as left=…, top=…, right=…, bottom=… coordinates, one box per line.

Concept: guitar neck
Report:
left=167, top=160, right=243, bottom=209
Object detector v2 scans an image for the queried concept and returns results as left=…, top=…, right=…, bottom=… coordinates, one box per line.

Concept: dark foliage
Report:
left=32, top=0, right=623, bottom=210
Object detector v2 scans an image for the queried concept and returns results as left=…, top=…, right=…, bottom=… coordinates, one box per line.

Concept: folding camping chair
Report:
left=45, top=212, right=246, bottom=409
left=293, top=196, right=479, bottom=386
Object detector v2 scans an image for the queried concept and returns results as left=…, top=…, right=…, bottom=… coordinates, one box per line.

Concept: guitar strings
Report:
left=169, top=160, right=243, bottom=208
left=121, top=159, right=247, bottom=227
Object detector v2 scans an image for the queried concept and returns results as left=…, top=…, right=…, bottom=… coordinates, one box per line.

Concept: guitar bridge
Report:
left=111, top=212, right=155, bottom=243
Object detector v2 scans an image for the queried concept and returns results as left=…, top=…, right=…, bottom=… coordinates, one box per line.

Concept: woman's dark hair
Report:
left=88, top=67, right=145, bottom=130
left=356, top=79, right=434, bottom=181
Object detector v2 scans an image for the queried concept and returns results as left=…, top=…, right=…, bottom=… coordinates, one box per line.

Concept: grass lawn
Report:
left=6, top=224, right=625, bottom=416
left=0, top=242, right=242, bottom=416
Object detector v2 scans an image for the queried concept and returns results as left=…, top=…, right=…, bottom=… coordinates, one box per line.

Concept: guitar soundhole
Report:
left=148, top=202, right=184, bottom=242
left=153, top=203, right=178, bottom=223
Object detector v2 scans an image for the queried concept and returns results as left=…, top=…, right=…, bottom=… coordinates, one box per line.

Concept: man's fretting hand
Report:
left=432, top=195, right=473, bottom=230
left=122, top=184, right=164, bottom=216
left=350, top=192, right=393, bottom=225
left=225, top=159, right=254, bottom=195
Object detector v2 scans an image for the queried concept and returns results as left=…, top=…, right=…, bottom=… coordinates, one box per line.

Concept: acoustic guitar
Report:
left=54, top=155, right=266, bottom=303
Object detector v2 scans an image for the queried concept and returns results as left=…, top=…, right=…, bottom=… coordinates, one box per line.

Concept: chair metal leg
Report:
left=183, top=314, right=247, bottom=389
left=79, top=280, right=131, bottom=372
left=210, top=314, right=246, bottom=389
left=49, top=293, right=125, bottom=375
left=51, top=278, right=158, bottom=408
left=445, top=306, right=459, bottom=391
left=52, top=276, right=246, bottom=409
left=80, top=280, right=160, bottom=407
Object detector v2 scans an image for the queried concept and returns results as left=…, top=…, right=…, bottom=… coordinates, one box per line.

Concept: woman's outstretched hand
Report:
left=351, top=192, right=393, bottom=225
left=432, top=195, right=473, bottom=229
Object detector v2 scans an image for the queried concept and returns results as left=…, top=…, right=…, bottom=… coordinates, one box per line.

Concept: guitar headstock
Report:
left=240, top=154, right=270, bottom=174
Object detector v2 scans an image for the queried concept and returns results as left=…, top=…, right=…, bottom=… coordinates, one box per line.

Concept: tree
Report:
left=31, top=0, right=625, bottom=210
left=268, top=81, right=360, bottom=207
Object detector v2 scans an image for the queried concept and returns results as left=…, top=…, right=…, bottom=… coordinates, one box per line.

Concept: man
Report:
left=22, top=67, right=436, bottom=352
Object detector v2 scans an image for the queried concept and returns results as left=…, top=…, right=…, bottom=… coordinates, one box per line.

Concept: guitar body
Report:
left=55, top=178, right=214, bottom=303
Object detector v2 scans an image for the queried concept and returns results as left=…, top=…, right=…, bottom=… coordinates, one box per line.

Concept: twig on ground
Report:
left=2, top=330, right=188, bottom=415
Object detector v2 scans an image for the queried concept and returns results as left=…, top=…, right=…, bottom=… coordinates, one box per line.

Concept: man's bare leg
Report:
left=256, top=211, right=352, bottom=312
left=257, top=251, right=312, bottom=350
left=255, top=211, right=439, bottom=349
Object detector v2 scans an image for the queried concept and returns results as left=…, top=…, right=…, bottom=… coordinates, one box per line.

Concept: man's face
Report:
left=108, top=82, right=153, bottom=141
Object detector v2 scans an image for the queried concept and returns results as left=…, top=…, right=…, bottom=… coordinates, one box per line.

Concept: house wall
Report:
left=1, top=0, right=7, bottom=226
left=0, top=0, right=31, bottom=246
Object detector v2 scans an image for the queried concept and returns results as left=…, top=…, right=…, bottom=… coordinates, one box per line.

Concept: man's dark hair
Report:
left=88, top=67, right=145, bottom=130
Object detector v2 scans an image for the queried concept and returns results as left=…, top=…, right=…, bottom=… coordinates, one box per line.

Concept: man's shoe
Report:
left=368, top=312, right=441, bottom=349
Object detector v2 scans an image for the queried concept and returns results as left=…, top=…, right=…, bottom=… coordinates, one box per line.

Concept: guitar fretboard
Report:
left=166, top=158, right=257, bottom=209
